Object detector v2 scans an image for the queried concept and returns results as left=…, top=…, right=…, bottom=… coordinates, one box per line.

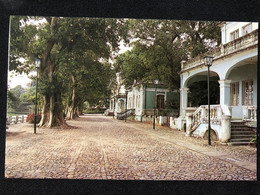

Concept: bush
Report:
left=26, top=114, right=41, bottom=123
left=249, top=135, right=257, bottom=147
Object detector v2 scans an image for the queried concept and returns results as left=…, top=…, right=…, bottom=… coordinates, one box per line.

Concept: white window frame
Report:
left=242, top=80, right=253, bottom=106
left=230, top=29, right=239, bottom=41
left=230, top=82, right=239, bottom=106
left=242, top=23, right=252, bottom=36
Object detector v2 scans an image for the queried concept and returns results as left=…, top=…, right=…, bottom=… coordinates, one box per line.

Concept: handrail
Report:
left=181, top=30, right=258, bottom=71
left=242, top=106, right=257, bottom=121
left=191, top=105, right=225, bottom=130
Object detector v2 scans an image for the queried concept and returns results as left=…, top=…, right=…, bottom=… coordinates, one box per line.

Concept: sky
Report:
left=8, top=71, right=34, bottom=89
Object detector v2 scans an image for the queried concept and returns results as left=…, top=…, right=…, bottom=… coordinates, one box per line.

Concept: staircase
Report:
left=229, top=121, right=256, bottom=146
left=117, top=109, right=135, bottom=120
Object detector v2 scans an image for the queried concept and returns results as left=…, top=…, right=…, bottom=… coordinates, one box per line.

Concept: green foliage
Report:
left=7, top=84, right=39, bottom=114
left=7, top=90, right=19, bottom=110
left=188, top=81, right=219, bottom=106
left=249, top=135, right=257, bottom=146
left=9, top=16, right=129, bottom=123
left=115, top=19, right=221, bottom=90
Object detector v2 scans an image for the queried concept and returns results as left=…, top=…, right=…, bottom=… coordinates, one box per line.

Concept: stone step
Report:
left=231, top=128, right=252, bottom=131
left=231, top=134, right=255, bottom=137
left=231, top=122, right=245, bottom=124
left=230, top=138, right=252, bottom=142
left=231, top=131, right=256, bottom=135
left=231, top=123, right=246, bottom=126
left=231, top=136, right=255, bottom=140
left=231, top=135, right=256, bottom=139
left=231, top=122, right=248, bottom=125
left=227, top=142, right=250, bottom=146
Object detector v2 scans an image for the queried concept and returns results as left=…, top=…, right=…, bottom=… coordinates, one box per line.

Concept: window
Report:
left=157, top=95, right=165, bottom=109
left=230, top=82, right=239, bottom=106
left=242, top=80, right=253, bottom=105
left=242, top=23, right=252, bottom=36
left=119, top=100, right=124, bottom=109
left=230, top=29, right=239, bottom=41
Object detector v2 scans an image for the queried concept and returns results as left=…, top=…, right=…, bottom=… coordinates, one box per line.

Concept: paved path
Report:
left=5, top=114, right=256, bottom=180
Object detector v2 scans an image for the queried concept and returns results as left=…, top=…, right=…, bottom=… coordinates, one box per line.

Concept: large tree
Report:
left=10, top=16, right=128, bottom=127
left=115, top=19, right=221, bottom=90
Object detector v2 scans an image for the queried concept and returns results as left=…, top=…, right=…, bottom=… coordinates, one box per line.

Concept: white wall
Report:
left=127, top=85, right=144, bottom=116
left=221, top=22, right=258, bottom=44
left=228, top=63, right=257, bottom=118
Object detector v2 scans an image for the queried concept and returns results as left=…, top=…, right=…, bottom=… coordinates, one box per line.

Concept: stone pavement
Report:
left=5, top=114, right=256, bottom=180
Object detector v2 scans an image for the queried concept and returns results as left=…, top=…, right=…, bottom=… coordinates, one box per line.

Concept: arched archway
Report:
left=184, top=70, right=220, bottom=107
left=223, top=57, right=257, bottom=119
left=203, top=128, right=218, bottom=141
left=224, top=56, right=257, bottom=79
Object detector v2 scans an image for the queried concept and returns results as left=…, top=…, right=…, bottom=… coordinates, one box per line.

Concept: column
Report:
left=179, top=88, right=189, bottom=117
left=218, top=80, right=231, bottom=106
left=185, top=113, right=193, bottom=136
left=220, top=115, right=231, bottom=142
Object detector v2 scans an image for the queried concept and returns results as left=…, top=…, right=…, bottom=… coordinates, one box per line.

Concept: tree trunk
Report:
left=65, top=74, right=76, bottom=120
left=38, top=95, right=49, bottom=127
left=47, top=95, right=54, bottom=127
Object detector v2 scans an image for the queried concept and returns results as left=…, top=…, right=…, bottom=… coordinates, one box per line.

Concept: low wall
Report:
left=6, top=115, right=28, bottom=125
left=135, top=115, right=159, bottom=124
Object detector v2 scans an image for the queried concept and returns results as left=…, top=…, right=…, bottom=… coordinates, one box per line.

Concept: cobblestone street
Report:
left=5, top=114, right=256, bottom=180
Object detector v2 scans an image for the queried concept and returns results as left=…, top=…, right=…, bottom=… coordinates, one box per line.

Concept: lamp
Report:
left=153, top=79, right=159, bottom=129
left=125, top=90, right=128, bottom=122
left=34, top=59, right=40, bottom=134
left=204, top=56, right=213, bottom=145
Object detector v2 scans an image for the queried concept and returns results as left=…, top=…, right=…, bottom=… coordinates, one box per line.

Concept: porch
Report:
left=178, top=104, right=257, bottom=143
left=177, top=29, right=257, bottom=144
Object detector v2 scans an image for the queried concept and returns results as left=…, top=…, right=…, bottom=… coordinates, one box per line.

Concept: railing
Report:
left=181, top=30, right=258, bottom=71
left=191, top=105, right=224, bottom=130
left=6, top=115, right=28, bottom=124
left=117, top=109, right=135, bottom=120
left=142, top=109, right=158, bottom=116
left=142, top=109, right=178, bottom=117
left=242, top=106, right=257, bottom=121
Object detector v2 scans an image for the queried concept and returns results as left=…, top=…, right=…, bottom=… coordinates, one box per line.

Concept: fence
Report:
left=6, top=115, right=28, bottom=125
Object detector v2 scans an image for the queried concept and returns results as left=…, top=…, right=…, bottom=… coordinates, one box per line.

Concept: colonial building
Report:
left=126, top=82, right=178, bottom=122
left=106, top=74, right=179, bottom=123
left=176, top=22, right=258, bottom=144
left=107, top=73, right=127, bottom=117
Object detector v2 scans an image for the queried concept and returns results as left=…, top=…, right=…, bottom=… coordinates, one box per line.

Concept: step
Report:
left=227, top=142, right=250, bottom=146
left=231, top=128, right=252, bottom=131
left=231, top=122, right=245, bottom=125
left=231, top=131, right=256, bottom=134
left=231, top=134, right=255, bottom=138
left=230, top=138, right=252, bottom=142
left=231, top=135, right=255, bottom=139
left=231, top=124, right=251, bottom=127
left=230, top=136, right=254, bottom=141
left=231, top=126, right=249, bottom=129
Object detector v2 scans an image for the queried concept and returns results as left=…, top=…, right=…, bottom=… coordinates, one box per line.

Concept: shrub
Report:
left=249, top=135, right=257, bottom=147
left=26, top=114, right=41, bottom=123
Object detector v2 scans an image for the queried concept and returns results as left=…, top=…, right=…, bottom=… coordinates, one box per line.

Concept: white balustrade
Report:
left=11, top=116, right=17, bottom=124
left=191, top=105, right=223, bottom=129
left=243, top=106, right=257, bottom=121
left=17, top=116, right=23, bottom=123
left=188, top=105, right=232, bottom=142
left=6, top=114, right=29, bottom=125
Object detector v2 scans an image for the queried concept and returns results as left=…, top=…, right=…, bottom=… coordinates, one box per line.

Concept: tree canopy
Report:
left=10, top=16, right=128, bottom=127
left=114, top=19, right=221, bottom=90
left=10, top=16, right=221, bottom=127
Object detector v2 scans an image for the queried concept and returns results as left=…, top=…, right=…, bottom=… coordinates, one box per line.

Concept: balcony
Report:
left=181, top=30, right=258, bottom=72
